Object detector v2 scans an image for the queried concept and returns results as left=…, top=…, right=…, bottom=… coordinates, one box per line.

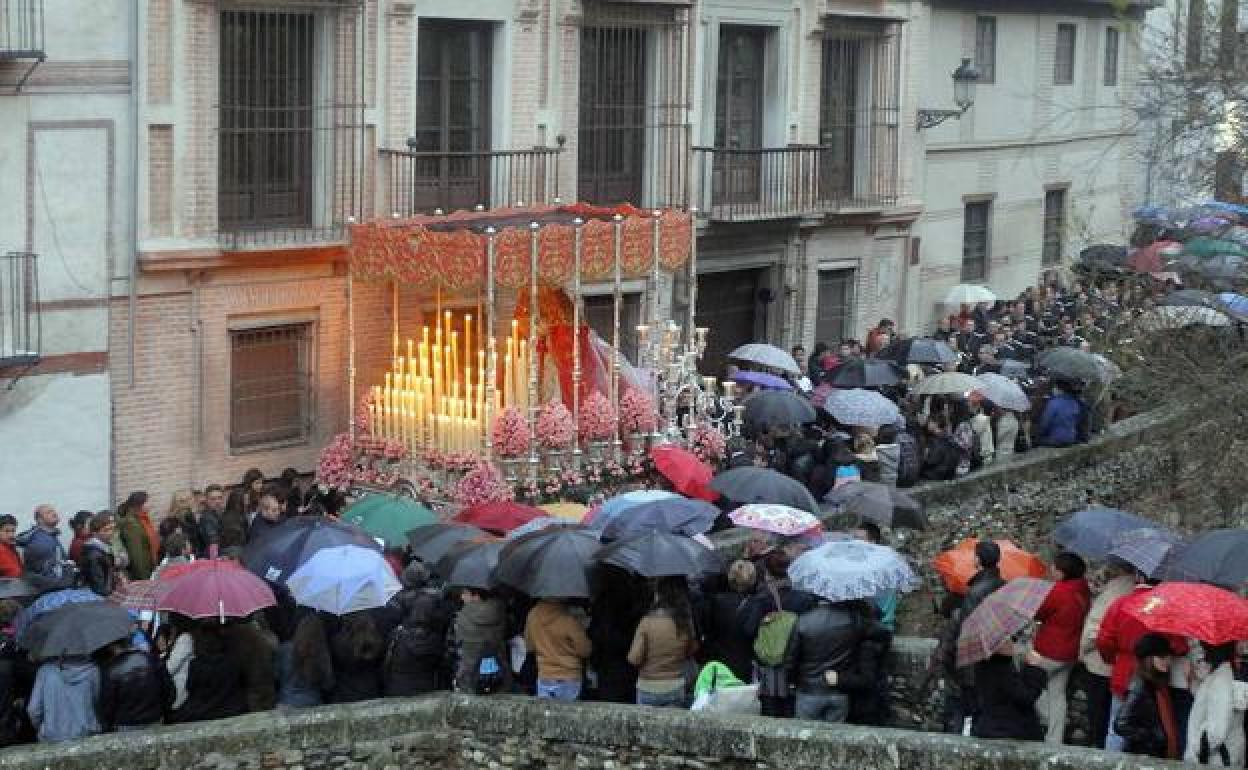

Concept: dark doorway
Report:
left=696, top=268, right=763, bottom=377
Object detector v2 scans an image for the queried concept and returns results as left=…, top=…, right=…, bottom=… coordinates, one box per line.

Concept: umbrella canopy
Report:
left=1162, top=529, right=1248, bottom=589
left=435, top=540, right=505, bottom=590
left=507, top=517, right=577, bottom=540
left=1036, top=348, right=1119, bottom=384
left=826, top=359, right=902, bottom=388
left=1182, top=236, right=1247, bottom=258
left=286, top=544, right=402, bottom=615
left=709, top=467, right=820, bottom=514
left=1107, top=528, right=1182, bottom=579
left=727, top=343, right=800, bottom=374
left=407, top=523, right=491, bottom=565
left=1158, top=288, right=1220, bottom=308
left=13, top=588, right=102, bottom=638
left=1124, top=582, right=1248, bottom=645
left=651, top=445, right=718, bottom=502
left=596, top=531, right=724, bottom=578
left=728, top=504, right=820, bottom=537
left=1126, top=242, right=1176, bottom=273
left=453, top=501, right=547, bottom=534
left=877, top=337, right=958, bottom=365
left=1079, top=243, right=1128, bottom=269
left=944, top=284, right=996, bottom=305
left=495, top=527, right=602, bottom=598
left=788, top=540, right=919, bottom=603
left=742, top=390, right=817, bottom=430
left=1052, top=507, right=1162, bottom=559
left=913, top=371, right=980, bottom=396
left=1137, top=305, right=1232, bottom=331
left=0, top=577, right=55, bottom=602
left=1216, top=292, right=1248, bottom=318
left=971, top=372, right=1031, bottom=412
left=599, top=498, right=721, bottom=540
left=592, top=490, right=679, bottom=524
left=243, top=516, right=381, bottom=583
left=956, top=578, right=1054, bottom=667
left=342, top=495, right=437, bottom=548
left=998, top=359, right=1031, bottom=380
left=152, top=559, right=276, bottom=622
left=822, top=482, right=927, bottom=530
left=21, top=601, right=133, bottom=659
left=933, top=539, right=1047, bottom=595
left=822, top=388, right=901, bottom=428
left=730, top=370, right=793, bottom=391
left=540, top=502, right=588, bottom=521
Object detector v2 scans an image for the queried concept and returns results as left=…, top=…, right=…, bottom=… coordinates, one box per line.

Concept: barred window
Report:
left=1055, top=23, right=1077, bottom=85
left=1104, top=27, right=1120, bottom=86
left=975, top=17, right=997, bottom=84
left=817, top=269, right=857, bottom=346
left=962, top=201, right=991, bottom=282
left=230, top=323, right=315, bottom=450
left=1042, top=189, right=1067, bottom=266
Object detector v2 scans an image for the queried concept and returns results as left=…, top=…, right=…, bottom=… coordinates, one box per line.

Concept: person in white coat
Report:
left=1185, top=642, right=1245, bottom=766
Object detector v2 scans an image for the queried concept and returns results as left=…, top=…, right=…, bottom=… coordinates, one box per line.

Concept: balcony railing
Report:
left=380, top=146, right=563, bottom=218
left=693, top=144, right=899, bottom=223
left=1, top=251, right=40, bottom=367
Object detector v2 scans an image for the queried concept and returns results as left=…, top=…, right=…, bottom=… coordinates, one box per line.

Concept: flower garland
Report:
left=454, top=461, right=514, bottom=507
left=491, top=407, right=532, bottom=458
left=579, top=391, right=616, bottom=441
left=536, top=399, right=576, bottom=450
left=690, top=425, right=727, bottom=464
left=619, top=388, right=658, bottom=434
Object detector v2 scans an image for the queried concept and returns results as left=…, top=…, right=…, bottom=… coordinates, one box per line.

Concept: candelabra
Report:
left=640, top=319, right=744, bottom=446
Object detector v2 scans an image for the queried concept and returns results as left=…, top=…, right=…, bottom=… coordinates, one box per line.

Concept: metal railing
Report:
left=0, top=0, right=43, bottom=58
left=1, top=251, right=40, bottom=367
left=380, top=145, right=563, bottom=218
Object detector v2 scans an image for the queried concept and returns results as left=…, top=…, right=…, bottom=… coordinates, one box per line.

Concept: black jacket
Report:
left=699, top=591, right=755, bottom=683
left=328, top=626, right=384, bottom=703
left=99, top=650, right=169, bottom=728
left=1115, top=677, right=1194, bottom=759
left=383, top=589, right=451, bottom=697
left=971, top=655, right=1047, bottom=741
left=194, top=509, right=222, bottom=557
left=785, top=601, right=859, bottom=695
left=741, top=579, right=816, bottom=642
left=246, top=515, right=281, bottom=545
left=77, top=540, right=115, bottom=597
left=170, top=651, right=246, bottom=724
left=920, top=435, right=962, bottom=481
left=841, top=619, right=893, bottom=726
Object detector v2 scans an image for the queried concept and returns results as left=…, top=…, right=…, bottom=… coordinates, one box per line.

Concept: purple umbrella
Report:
left=731, top=371, right=793, bottom=390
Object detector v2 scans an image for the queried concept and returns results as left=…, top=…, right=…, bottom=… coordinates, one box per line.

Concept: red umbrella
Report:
left=454, top=501, right=546, bottom=534
left=156, top=558, right=243, bottom=581
left=650, top=445, right=718, bottom=502
left=1124, top=582, right=1248, bottom=645
left=157, top=560, right=276, bottom=622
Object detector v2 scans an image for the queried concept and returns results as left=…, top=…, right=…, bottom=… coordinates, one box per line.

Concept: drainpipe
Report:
left=127, top=0, right=140, bottom=388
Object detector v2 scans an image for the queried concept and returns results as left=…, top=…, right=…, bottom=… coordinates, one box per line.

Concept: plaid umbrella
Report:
left=1107, top=528, right=1182, bottom=578
left=822, top=388, right=900, bottom=428
left=728, top=504, right=820, bottom=536
left=822, top=481, right=927, bottom=530
left=956, top=578, right=1055, bottom=667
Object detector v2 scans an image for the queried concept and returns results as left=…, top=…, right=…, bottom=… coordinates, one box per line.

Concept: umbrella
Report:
left=913, top=371, right=980, bottom=396
left=407, top=523, right=491, bottom=565
left=822, top=482, right=927, bottom=530
left=1137, top=305, right=1232, bottom=331
left=540, top=502, right=588, bottom=521
left=1162, top=529, right=1248, bottom=589
left=1216, top=292, right=1248, bottom=318
left=971, top=372, right=1031, bottom=412
left=944, top=284, right=996, bottom=305
left=591, top=490, right=680, bottom=525
left=730, top=370, right=793, bottom=391
left=788, top=540, right=919, bottom=603
left=826, top=359, right=902, bottom=388
left=822, top=388, right=901, bottom=428
left=495, top=527, right=602, bottom=598
left=507, top=517, right=577, bottom=540
left=21, top=601, right=133, bottom=659
left=933, top=539, right=1048, bottom=595
left=742, top=390, right=817, bottom=429
left=596, top=531, right=724, bottom=578
left=435, top=540, right=505, bottom=590
left=709, top=467, right=820, bottom=514
left=1126, top=242, right=1176, bottom=273
left=0, top=577, right=55, bottom=602
left=152, top=559, right=276, bottom=622
left=12, top=588, right=101, bottom=638
left=342, top=495, right=437, bottom=548
left=651, top=445, right=719, bottom=501
left=599, top=498, right=721, bottom=540
left=728, top=504, right=820, bottom=536
left=1051, top=507, right=1162, bottom=559
left=286, top=544, right=402, bottom=615
left=727, top=343, right=800, bottom=374
left=1158, top=288, right=1219, bottom=308
left=242, top=516, right=381, bottom=583
left=1036, top=348, right=1119, bottom=384
left=1079, top=243, right=1128, bottom=269
left=1107, top=528, right=1182, bottom=578
left=1124, top=582, right=1248, bottom=645
left=1182, top=236, right=1247, bottom=258
left=453, top=501, right=547, bottom=534
left=878, top=337, right=959, bottom=365
left=956, top=578, right=1055, bottom=667
left=998, top=359, right=1031, bottom=380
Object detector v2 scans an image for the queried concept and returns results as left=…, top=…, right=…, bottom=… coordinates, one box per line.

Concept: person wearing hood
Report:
left=98, top=641, right=168, bottom=731
left=116, top=491, right=159, bottom=581
left=383, top=562, right=451, bottom=696
left=525, top=598, right=592, bottom=701
left=27, top=658, right=100, bottom=742
left=454, top=587, right=510, bottom=695
left=78, top=513, right=120, bottom=597
left=17, top=505, right=68, bottom=581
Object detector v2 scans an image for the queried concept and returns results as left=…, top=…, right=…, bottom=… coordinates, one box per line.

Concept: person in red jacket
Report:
left=1029, top=551, right=1090, bottom=744
left=0, top=515, right=21, bottom=578
left=1096, top=575, right=1188, bottom=752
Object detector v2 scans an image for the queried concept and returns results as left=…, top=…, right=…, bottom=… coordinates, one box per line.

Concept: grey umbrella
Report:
left=822, top=388, right=900, bottom=428
left=822, top=482, right=927, bottom=530
left=407, top=523, right=491, bottom=565
left=599, top=498, right=721, bottom=540
left=495, top=527, right=602, bottom=598
left=1037, top=348, right=1119, bottom=384
left=1161, top=529, right=1248, bottom=589
left=728, top=343, right=800, bottom=374
left=596, top=531, right=723, bottom=578
left=21, top=601, right=133, bottom=660
left=709, top=467, right=820, bottom=514
left=435, top=540, right=505, bottom=590
left=743, top=390, right=817, bottom=430
left=878, top=338, right=959, bottom=365
left=1158, top=289, right=1219, bottom=308
left=1052, top=507, right=1163, bottom=559
left=826, top=359, right=902, bottom=388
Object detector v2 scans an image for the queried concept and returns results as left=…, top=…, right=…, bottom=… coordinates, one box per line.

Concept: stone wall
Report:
left=0, top=695, right=1192, bottom=770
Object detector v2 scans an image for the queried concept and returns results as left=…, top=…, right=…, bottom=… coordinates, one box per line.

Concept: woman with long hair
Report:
left=1115, top=634, right=1194, bottom=759
left=326, top=611, right=385, bottom=703
left=170, top=624, right=246, bottom=723
left=278, top=613, right=335, bottom=708
left=116, top=491, right=158, bottom=580
left=627, top=577, right=698, bottom=708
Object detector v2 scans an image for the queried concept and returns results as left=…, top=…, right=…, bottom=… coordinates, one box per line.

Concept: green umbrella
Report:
left=343, top=495, right=437, bottom=548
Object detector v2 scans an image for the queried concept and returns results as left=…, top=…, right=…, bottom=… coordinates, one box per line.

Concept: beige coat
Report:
left=1079, top=574, right=1135, bottom=677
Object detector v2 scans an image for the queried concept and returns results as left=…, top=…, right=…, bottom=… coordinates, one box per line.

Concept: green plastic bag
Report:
left=694, top=661, right=745, bottom=698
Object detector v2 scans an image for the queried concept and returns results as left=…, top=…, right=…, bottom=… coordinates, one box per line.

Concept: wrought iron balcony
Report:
left=1, top=251, right=40, bottom=367
left=380, top=145, right=563, bottom=218
left=1, top=0, right=46, bottom=90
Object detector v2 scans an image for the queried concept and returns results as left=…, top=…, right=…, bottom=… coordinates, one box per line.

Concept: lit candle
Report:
left=723, top=381, right=736, bottom=400
left=464, top=315, right=473, bottom=371
left=703, top=376, right=717, bottom=392
left=407, top=338, right=414, bottom=361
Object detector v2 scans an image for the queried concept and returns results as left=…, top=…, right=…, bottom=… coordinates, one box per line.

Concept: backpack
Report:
left=895, top=432, right=920, bottom=487
left=752, top=581, right=798, bottom=667
left=475, top=654, right=504, bottom=695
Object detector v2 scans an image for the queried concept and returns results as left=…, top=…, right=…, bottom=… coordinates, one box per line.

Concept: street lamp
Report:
left=917, top=58, right=980, bottom=131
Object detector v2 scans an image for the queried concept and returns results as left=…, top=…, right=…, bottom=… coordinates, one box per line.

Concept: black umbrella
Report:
left=599, top=498, right=721, bottom=540
left=495, top=528, right=602, bottom=598
left=243, top=515, right=381, bottom=583
left=877, top=338, right=959, bottom=366
left=1079, top=243, right=1128, bottom=269
left=826, top=358, right=902, bottom=388
left=1052, top=507, right=1161, bottom=559
left=435, top=540, right=505, bottom=590
left=742, top=391, right=817, bottom=430
left=596, top=531, right=724, bottom=578
left=709, top=467, right=820, bottom=514
left=822, top=482, right=927, bottom=530
left=21, top=601, right=132, bottom=660
left=1161, top=529, right=1248, bottom=589
left=407, top=522, right=491, bottom=565
left=0, top=575, right=64, bottom=602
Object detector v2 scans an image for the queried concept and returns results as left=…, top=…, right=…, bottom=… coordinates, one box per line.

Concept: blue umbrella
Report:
left=1218, top=292, right=1248, bottom=316
left=1107, top=528, right=1182, bottom=578
left=243, top=515, right=382, bottom=583
left=1052, top=507, right=1166, bottom=559
left=599, top=498, right=721, bottom=540
left=593, top=490, right=679, bottom=526
left=731, top=370, right=793, bottom=391
left=13, top=588, right=100, bottom=638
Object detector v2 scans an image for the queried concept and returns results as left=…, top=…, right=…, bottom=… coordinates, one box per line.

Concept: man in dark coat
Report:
left=937, top=540, right=1005, bottom=734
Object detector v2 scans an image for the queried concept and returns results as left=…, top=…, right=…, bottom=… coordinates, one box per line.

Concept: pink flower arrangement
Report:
left=382, top=439, right=408, bottom=462
left=354, top=392, right=375, bottom=436
left=453, top=461, right=514, bottom=507
left=579, top=391, right=616, bottom=441
left=421, top=449, right=479, bottom=473
left=536, top=400, right=576, bottom=450
left=690, top=425, right=726, bottom=463
left=491, top=407, right=531, bottom=458
left=316, top=433, right=355, bottom=489
left=619, top=388, right=658, bottom=434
